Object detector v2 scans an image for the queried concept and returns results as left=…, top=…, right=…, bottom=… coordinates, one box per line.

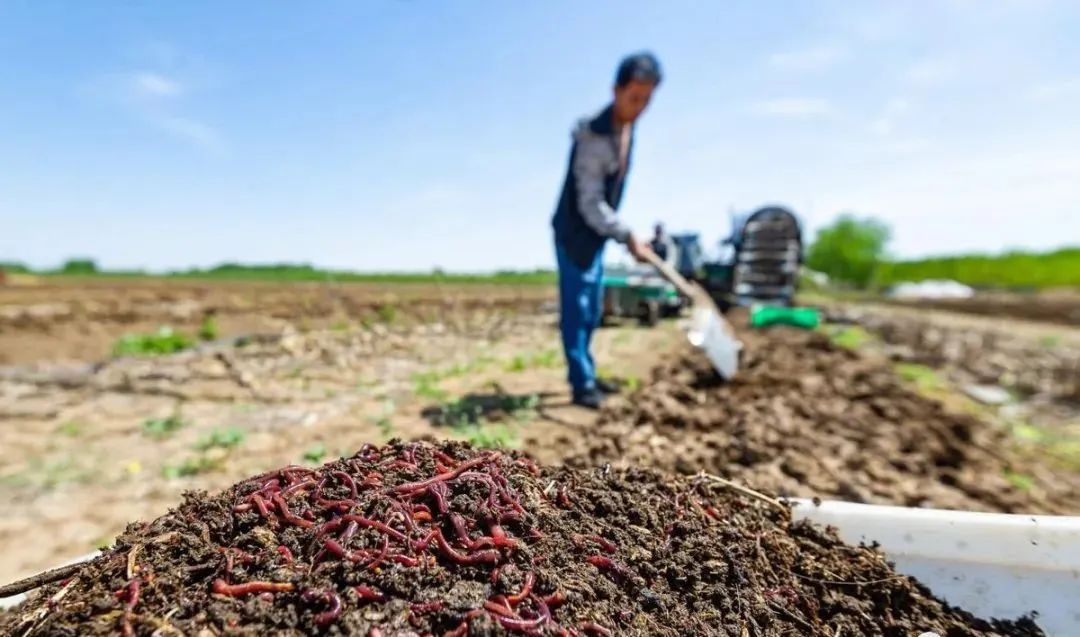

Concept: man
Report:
left=551, top=52, right=662, bottom=409
left=650, top=222, right=675, bottom=263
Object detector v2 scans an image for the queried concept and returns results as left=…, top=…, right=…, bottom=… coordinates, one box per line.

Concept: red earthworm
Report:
left=318, top=518, right=345, bottom=536
left=212, top=579, right=294, bottom=596
left=354, top=584, right=385, bottom=602
left=251, top=493, right=272, bottom=519
left=323, top=539, right=371, bottom=563
left=280, top=478, right=317, bottom=500
left=455, top=472, right=499, bottom=508
left=487, top=521, right=518, bottom=549
left=443, top=622, right=469, bottom=637
left=332, top=470, right=359, bottom=499
left=413, top=510, right=432, bottom=522
left=118, top=579, right=140, bottom=637
left=499, top=510, right=523, bottom=524
left=483, top=599, right=515, bottom=618
left=303, top=589, right=342, bottom=626
left=412, top=530, right=439, bottom=552
left=317, top=498, right=359, bottom=512
left=428, top=482, right=450, bottom=514
left=515, top=456, right=541, bottom=476
left=273, top=494, right=314, bottom=528
left=341, top=514, right=408, bottom=542
left=368, top=628, right=384, bottom=637
left=542, top=591, right=566, bottom=608
left=312, top=477, right=328, bottom=502
left=557, top=486, right=572, bottom=508
left=586, top=555, right=633, bottom=581
left=391, top=454, right=493, bottom=494
left=493, top=595, right=550, bottom=632
left=434, top=450, right=459, bottom=467
left=277, top=545, right=294, bottom=564
left=506, top=571, right=535, bottom=605
left=367, top=535, right=390, bottom=570
left=389, top=553, right=420, bottom=567
left=433, top=529, right=500, bottom=565
left=588, top=535, right=617, bottom=554
left=449, top=513, right=473, bottom=546
left=410, top=600, right=443, bottom=614
left=340, top=520, right=360, bottom=546
left=580, top=622, right=612, bottom=636
left=383, top=499, right=418, bottom=533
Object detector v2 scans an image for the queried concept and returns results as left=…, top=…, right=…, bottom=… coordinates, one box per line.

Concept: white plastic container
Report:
left=790, top=499, right=1080, bottom=637
left=5, top=502, right=1079, bottom=636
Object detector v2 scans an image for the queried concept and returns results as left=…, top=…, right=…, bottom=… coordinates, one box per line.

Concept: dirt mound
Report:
left=1, top=442, right=1041, bottom=636
left=572, top=328, right=1078, bottom=514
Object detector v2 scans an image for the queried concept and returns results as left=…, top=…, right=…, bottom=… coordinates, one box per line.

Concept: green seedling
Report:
left=376, top=304, right=398, bottom=324
left=194, top=427, right=247, bottom=451
left=113, top=327, right=193, bottom=357
left=827, top=325, right=873, bottom=350
left=142, top=415, right=186, bottom=439
left=57, top=421, right=84, bottom=437
left=198, top=315, right=219, bottom=341
left=894, top=363, right=945, bottom=392
left=1003, top=469, right=1034, bottom=492
left=453, top=422, right=518, bottom=449
left=414, top=376, right=448, bottom=401
left=303, top=443, right=327, bottom=464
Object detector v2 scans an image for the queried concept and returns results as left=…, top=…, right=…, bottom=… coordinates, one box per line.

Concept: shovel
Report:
left=642, top=250, right=742, bottom=379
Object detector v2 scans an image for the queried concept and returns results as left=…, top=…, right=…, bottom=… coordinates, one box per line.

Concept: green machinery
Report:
left=601, top=265, right=683, bottom=326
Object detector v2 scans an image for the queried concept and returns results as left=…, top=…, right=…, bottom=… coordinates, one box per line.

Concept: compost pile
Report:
left=1, top=441, right=1041, bottom=636
left=573, top=328, right=1078, bottom=514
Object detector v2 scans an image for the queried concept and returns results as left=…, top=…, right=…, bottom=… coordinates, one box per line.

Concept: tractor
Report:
left=675, top=205, right=803, bottom=312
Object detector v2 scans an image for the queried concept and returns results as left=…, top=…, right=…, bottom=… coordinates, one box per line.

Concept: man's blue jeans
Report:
left=555, top=242, right=605, bottom=396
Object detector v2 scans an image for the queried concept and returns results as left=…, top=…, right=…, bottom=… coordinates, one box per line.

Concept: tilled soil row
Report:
left=570, top=328, right=1078, bottom=514
left=0, top=442, right=1040, bottom=636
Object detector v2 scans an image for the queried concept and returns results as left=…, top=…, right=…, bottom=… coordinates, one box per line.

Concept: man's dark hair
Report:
left=615, top=52, right=662, bottom=87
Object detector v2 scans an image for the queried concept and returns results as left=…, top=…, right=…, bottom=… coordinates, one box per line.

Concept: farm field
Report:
left=1, top=278, right=1077, bottom=635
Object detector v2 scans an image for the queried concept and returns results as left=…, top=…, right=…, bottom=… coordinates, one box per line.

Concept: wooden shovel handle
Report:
left=641, top=250, right=699, bottom=300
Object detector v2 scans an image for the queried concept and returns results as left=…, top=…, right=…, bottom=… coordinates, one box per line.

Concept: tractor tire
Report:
left=639, top=301, right=660, bottom=327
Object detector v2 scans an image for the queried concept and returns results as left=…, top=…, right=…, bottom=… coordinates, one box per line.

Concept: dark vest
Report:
left=551, top=105, right=632, bottom=269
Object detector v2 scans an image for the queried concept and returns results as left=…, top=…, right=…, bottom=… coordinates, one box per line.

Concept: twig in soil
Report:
left=695, top=472, right=787, bottom=512
left=767, top=600, right=815, bottom=633
left=126, top=544, right=142, bottom=579
left=15, top=576, right=79, bottom=637
left=789, top=570, right=908, bottom=587
left=0, top=560, right=89, bottom=599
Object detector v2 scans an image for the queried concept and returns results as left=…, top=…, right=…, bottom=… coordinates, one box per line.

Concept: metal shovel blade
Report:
left=686, top=303, right=741, bottom=379
left=641, top=250, right=742, bottom=379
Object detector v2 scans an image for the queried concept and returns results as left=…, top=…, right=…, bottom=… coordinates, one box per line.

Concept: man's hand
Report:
left=627, top=235, right=654, bottom=264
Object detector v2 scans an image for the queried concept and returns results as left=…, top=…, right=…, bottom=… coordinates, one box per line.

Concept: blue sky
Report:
left=2, top=1, right=1078, bottom=272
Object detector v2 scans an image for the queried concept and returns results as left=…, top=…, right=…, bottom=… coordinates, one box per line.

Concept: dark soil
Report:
left=0, top=441, right=1043, bottom=636
left=571, top=328, right=1078, bottom=514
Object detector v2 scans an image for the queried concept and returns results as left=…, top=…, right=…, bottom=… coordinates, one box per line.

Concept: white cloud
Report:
left=150, top=115, right=225, bottom=154
left=769, top=45, right=845, bottom=71
left=751, top=98, right=832, bottom=118
left=133, top=72, right=183, bottom=98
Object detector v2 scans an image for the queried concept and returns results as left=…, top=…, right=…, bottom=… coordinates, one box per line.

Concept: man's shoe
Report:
left=595, top=378, right=621, bottom=395
left=572, top=388, right=606, bottom=410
